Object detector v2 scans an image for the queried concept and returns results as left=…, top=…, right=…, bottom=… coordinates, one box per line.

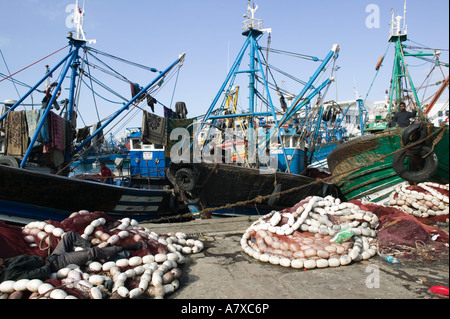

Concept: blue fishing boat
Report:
left=0, top=1, right=187, bottom=223
left=166, top=2, right=344, bottom=216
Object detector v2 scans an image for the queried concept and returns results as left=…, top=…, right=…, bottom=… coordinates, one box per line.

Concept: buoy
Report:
left=429, top=286, right=449, bottom=296
left=375, top=56, right=384, bottom=71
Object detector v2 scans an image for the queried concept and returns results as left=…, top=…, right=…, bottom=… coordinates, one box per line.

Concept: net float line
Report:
left=241, top=195, right=378, bottom=270
left=388, top=182, right=449, bottom=218
left=1, top=211, right=204, bottom=299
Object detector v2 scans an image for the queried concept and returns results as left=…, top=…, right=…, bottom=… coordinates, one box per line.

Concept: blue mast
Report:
left=72, top=53, right=186, bottom=156
left=2, top=3, right=185, bottom=172
left=20, top=47, right=80, bottom=168
left=246, top=26, right=260, bottom=164
left=19, top=33, right=85, bottom=168
left=196, top=1, right=339, bottom=172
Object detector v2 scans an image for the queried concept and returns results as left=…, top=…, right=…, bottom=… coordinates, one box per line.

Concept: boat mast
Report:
left=198, top=1, right=340, bottom=170
left=242, top=1, right=272, bottom=164
left=387, top=1, right=429, bottom=117
left=67, top=0, right=96, bottom=125
left=388, top=4, right=408, bottom=113
left=198, top=1, right=282, bottom=167
left=20, top=0, right=94, bottom=168
left=3, top=1, right=185, bottom=171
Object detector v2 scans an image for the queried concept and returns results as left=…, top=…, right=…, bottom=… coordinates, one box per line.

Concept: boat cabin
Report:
left=267, top=126, right=306, bottom=175
left=126, top=127, right=167, bottom=179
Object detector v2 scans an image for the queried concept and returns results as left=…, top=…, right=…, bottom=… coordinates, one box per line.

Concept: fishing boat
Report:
left=166, top=2, right=344, bottom=216
left=327, top=4, right=449, bottom=203
left=0, top=2, right=187, bottom=223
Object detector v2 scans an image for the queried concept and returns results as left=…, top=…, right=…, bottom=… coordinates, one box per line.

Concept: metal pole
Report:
left=247, top=31, right=257, bottom=165
left=20, top=50, right=78, bottom=168
left=0, top=50, right=74, bottom=124
left=199, top=35, right=251, bottom=132
left=254, top=45, right=290, bottom=172
left=356, top=99, right=365, bottom=136
left=64, top=40, right=84, bottom=161
left=278, top=45, right=339, bottom=127
left=66, top=41, right=84, bottom=123
left=72, top=54, right=185, bottom=156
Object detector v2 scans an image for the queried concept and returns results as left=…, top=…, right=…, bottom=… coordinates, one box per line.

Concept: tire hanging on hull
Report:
left=392, top=145, right=438, bottom=183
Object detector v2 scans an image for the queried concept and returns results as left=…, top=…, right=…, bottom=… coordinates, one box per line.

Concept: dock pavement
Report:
left=141, top=216, right=449, bottom=300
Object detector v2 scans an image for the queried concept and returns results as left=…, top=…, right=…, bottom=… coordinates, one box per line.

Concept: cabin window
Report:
left=282, top=136, right=290, bottom=148
left=292, top=136, right=299, bottom=148
left=346, top=115, right=351, bottom=124
left=141, top=143, right=164, bottom=150
left=132, top=139, right=142, bottom=150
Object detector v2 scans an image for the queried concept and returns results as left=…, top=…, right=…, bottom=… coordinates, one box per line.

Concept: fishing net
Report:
left=60, top=210, right=116, bottom=234
left=351, top=200, right=449, bottom=262
left=1, top=210, right=175, bottom=263
left=0, top=222, right=36, bottom=259
left=1, top=209, right=207, bottom=299
left=242, top=196, right=379, bottom=269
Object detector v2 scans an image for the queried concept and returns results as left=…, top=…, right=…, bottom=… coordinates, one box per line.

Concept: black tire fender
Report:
left=401, top=123, right=427, bottom=146
left=392, top=146, right=438, bottom=183
left=0, top=155, right=20, bottom=167
left=174, top=168, right=198, bottom=191
left=166, top=166, right=177, bottom=186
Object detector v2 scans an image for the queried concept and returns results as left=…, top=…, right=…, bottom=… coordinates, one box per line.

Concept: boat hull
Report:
left=327, top=125, right=449, bottom=202
left=0, top=165, right=176, bottom=223
left=167, top=162, right=343, bottom=216
left=307, top=141, right=340, bottom=168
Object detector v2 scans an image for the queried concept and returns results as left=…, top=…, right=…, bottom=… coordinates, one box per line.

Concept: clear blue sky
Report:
left=1, top=0, right=448, bottom=134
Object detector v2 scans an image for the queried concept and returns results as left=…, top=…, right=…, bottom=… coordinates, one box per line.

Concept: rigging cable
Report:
left=169, top=64, right=181, bottom=109
left=258, top=33, right=271, bottom=114
left=84, top=54, right=101, bottom=122
left=0, top=49, right=21, bottom=98
left=80, top=77, right=124, bottom=105
left=0, top=45, right=69, bottom=83
left=364, top=42, right=392, bottom=105
left=86, top=47, right=160, bottom=73
left=258, top=46, right=322, bottom=62
left=75, top=49, right=88, bottom=127
left=86, top=51, right=131, bottom=84
left=80, top=70, right=129, bottom=103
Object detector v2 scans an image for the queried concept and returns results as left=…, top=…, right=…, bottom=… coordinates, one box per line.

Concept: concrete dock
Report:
left=142, top=216, right=449, bottom=300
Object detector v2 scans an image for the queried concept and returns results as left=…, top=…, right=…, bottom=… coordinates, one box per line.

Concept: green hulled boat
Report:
left=327, top=5, right=449, bottom=203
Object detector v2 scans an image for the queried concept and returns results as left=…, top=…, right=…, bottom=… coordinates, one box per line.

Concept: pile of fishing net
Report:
left=0, top=222, right=39, bottom=259
left=387, top=182, right=449, bottom=219
left=0, top=210, right=204, bottom=299
left=241, top=195, right=379, bottom=269
left=241, top=182, right=449, bottom=269
left=357, top=182, right=449, bottom=262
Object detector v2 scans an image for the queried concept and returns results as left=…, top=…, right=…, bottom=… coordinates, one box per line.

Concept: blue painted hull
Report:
left=307, top=141, right=339, bottom=168
left=0, top=165, right=177, bottom=223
